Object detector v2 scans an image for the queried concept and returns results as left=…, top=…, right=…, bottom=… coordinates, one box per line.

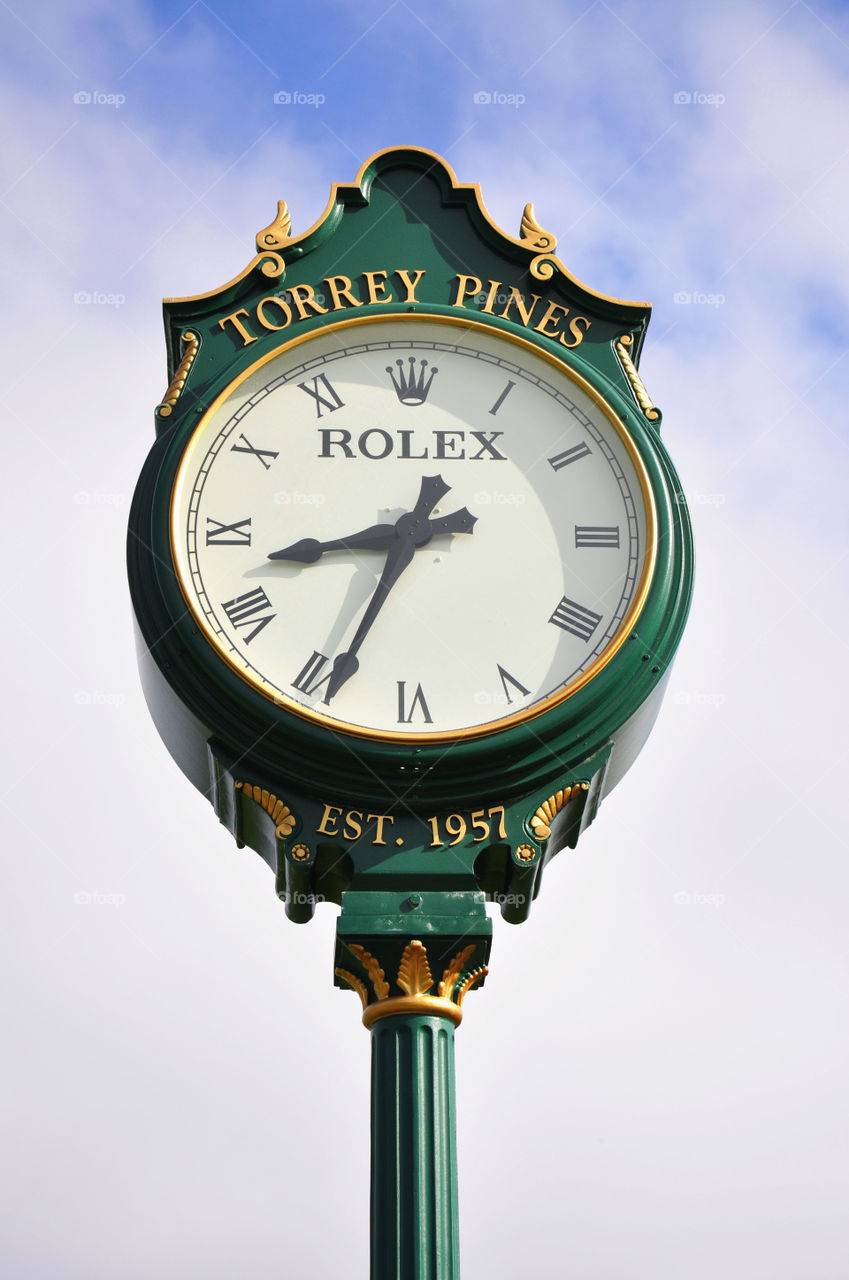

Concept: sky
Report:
left=2, top=1, right=848, bottom=1276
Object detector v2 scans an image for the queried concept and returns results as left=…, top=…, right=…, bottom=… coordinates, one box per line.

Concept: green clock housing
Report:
left=128, top=146, right=692, bottom=949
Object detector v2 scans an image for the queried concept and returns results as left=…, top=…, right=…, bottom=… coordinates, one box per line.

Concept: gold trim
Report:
left=519, top=203, right=558, bottom=281
left=170, top=312, right=659, bottom=746
left=515, top=843, right=537, bottom=862
left=290, top=842, right=310, bottom=862
left=164, top=146, right=650, bottom=310
left=615, top=334, right=659, bottom=422
left=348, top=944, right=390, bottom=1001
left=234, top=781, right=296, bottom=838
left=157, top=330, right=198, bottom=417
left=530, top=782, right=589, bottom=840
left=363, top=994, right=464, bottom=1028
left=256, top=200, right=291, bottom=253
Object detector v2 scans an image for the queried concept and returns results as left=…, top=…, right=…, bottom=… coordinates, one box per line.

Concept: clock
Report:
left=170, top=313, right=655, bottom=744
left=129, top=148, right=696, bottom=1280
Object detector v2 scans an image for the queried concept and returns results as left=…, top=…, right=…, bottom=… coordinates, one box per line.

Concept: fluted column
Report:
left=370, top=1012, right=460, bottom=1280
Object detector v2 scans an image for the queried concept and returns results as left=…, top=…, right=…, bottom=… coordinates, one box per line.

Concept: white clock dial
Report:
left=171, top=315, right=655, bottom=740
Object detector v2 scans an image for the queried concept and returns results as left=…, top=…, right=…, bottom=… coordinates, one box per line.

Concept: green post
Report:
left=370, top=1012, right=461, bottom=1280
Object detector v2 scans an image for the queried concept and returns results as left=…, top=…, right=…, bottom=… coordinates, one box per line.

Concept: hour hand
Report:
left=428, top=507, right=477, bottom=538
left=268, top=523, right=394, bottom=563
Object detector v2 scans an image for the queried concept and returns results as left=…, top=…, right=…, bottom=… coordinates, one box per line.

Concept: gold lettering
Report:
left=561, top=315, right=592, bottom=348
left=367, top=813, right=394, bottom=846
left=481, top=279, right=501, bottom=315
left=218, top=308, right=257, bottom=346
left=256, top=295, right=293, bottom=331
left=362, top=271, right=392, bottom=305
left=534, top=299, right=570, bottom=339
left=342, top=809, right=363, bottom=840
left=499, top=286, right=541, bottom=328
left=287, top=283, right=329, bottom=320
left=325, top=274, right=363, bottom=311
left=394, top=268, right=426, bottom=303
left=451, top=274, right=482, bottom=307
left=317, top=803, right=343, bottom=837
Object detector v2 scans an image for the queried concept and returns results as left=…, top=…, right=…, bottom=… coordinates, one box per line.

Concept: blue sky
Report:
left=2, top=2, right=849, bottom=1277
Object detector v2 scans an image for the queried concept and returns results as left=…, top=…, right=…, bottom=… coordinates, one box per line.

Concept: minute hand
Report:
left=323, top=525, right=418, bottom=701
left=323, top=474, right=454, bottom=702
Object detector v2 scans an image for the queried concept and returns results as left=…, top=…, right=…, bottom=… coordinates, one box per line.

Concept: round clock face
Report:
left=171, top=315, right=655, bottom=741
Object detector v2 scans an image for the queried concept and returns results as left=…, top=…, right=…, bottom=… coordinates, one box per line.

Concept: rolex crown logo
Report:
left=386, top=356, right=439, bottom=406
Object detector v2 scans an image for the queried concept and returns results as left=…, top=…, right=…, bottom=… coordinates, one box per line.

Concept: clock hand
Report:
left=427, top=507, right=477, bottom=537
left=408, top=472, right=451, bottom=520
left=268, top=523, right=395, bottom=563
left=323, top=474, right=462, bottom=702
left=323, top=528, right=416, bottom=701
left=268, top=508, right=477, bottom=564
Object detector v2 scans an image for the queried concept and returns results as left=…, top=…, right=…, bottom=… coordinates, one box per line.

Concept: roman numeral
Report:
left=548, top=442, right=591, bottom=471
left=575, top=525, right=620, bottom=548
left=497, top=664, right=530, bottom=704
left=549, top=596, right=602, bottom=642
left=397, top=681, right=433, bottom=724
left=489, top=380, right=516, bottom=415
left=292, top=650, right=331, bottom=696
left=298, top=373, right=345, bottom=417
left=221, top=587, right=276, bottom=644
left=206, top=516, right=252, bottom=546
left=230, top=433, right=279, bottom=470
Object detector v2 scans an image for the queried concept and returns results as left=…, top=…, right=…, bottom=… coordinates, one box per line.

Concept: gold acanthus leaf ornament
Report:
left=234, top=782, right=296, bottom=839
left=530, top=782, right=589, bottom=841
left=340, top=938, right=488, bottom=1027
left=348, top=944, right=390, bottom=1001
left=519, top=202, right=559, bottom=281
left=397, top=940, right=434, bottom=997
left=157, top=330, right=198, bottom=417
left=256, top=200, right=292, bottom=253
left=455, top=967, right=487, bottom=1007
left=335, top=968, right=369, bottom=1010
left=437, top=945, right=476, bottom=999
left=520, top=202, right=556, bottom=251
